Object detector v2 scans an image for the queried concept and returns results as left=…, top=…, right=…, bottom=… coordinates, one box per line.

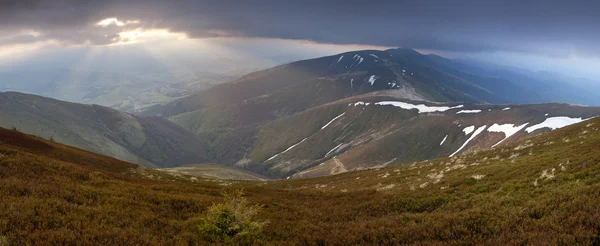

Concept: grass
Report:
left=1, top=117, right=600, bottom=244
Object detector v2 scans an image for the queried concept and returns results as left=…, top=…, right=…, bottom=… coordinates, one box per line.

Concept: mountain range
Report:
left=2, top=48, right=600, bottom=179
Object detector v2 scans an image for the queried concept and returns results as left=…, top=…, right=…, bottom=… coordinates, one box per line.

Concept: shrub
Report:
left=198, top=190, right=268, bottom=242
left=0, top=235, right=8, bottom=246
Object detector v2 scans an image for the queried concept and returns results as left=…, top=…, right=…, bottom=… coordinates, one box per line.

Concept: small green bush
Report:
left=199, top=190, right=268, bottom=242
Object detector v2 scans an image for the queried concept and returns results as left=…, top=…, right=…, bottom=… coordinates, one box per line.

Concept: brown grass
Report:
left=1, top=118, right=600, bottom=245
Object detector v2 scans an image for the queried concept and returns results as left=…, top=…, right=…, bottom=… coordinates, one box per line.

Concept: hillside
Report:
left=140, top=49, right=600, bottom=176
left=253, top=96, right=600, bottom=178
left=142, top=49, right=504, bottom=139
left=2, top=113, right=600, bottom=244
left=156, top=91, right=599, bottom=178
left=143, top=48, right=599, bottom=129
left=0, top=91, right=212, bottom=167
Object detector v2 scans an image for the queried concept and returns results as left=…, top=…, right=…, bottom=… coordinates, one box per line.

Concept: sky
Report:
left=1, top=0, right=600, bottom=79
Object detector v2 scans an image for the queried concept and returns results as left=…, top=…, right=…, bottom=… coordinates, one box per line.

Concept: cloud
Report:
left=0, top=0, right=599, bottom=58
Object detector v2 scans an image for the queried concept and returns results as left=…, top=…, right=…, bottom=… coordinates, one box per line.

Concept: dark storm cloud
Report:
left=1, top=0, right=600, bottom=56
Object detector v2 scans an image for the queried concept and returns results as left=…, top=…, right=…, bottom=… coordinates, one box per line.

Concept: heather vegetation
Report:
left=1, top=116, right=600, bottom=244
left=198, top=190, right=268, bottom=243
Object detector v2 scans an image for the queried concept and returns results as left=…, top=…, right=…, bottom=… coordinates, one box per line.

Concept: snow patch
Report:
left=324, top=143, right=343, bottom=157
left=353, top=102, right=371, bottom=106
left=502, top=107, right=511, bottom=111
left=371, top=101, right=464, bottom=113
left=456, top=109, right=482, bottom=114
left=525, top=117, right=586, bottom=133
left=440, top=135, right=448, bottom=145
left=266, top=138, right=308, bottom=161
left=487, top=123, right=529, bottom=147
left=321, top=113, right=346, bottom=129
left=369, top=54, right=380, bottom=59
left=463, top=126, right=475, bottom=135
left=368, top=75, right=377, bottom=86
left=450, top=125, right=487, bottom=157
left=337, top=55, right=344, bottom=63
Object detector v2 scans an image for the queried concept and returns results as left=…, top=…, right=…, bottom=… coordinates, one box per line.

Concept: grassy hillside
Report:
left=141, top=49, right=600, bottom=174
left=157, top=164, right=266, bottom=180
left=2, top=115, right=600, bottom=244
left=0, top=91, right=213, bottom=167
left=219, top=95, right=599, bottom=178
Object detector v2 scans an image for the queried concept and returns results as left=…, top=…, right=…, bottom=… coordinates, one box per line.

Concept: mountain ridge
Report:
left=0, top=91, right=213, bottom=168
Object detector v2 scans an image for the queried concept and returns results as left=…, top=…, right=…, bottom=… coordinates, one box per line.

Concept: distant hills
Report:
left=0, top=91, right=212, bottom=167
left=3, top=48, right=600, bottom=178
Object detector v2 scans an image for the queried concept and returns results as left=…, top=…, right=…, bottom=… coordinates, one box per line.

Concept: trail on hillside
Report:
left=330, top=157, right=348, bottom=175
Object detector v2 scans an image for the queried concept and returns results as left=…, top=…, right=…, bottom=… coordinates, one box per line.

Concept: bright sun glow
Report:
left=96, top=18, right=139, bottom=27
left=112, top=28, right=187, bottom=44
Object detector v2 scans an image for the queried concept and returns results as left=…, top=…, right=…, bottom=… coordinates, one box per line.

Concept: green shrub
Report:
left=198, top=190, right=268, bottom=242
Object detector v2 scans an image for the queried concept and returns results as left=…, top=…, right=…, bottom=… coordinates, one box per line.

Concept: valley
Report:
left=1, top=109, right=600, bottom=244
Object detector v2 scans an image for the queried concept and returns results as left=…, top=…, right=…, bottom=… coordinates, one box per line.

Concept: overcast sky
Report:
left=2, top=0, right=600, bottom=79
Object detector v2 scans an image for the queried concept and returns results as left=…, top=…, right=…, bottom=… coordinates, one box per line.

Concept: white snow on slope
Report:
left=321, top=113, right=346, bottom=129
left=352, top=102, right=371, bottom=106
left=337, top=55, right=344, bottom=63
left=487, top=123, right=529, bottom=147
left=440, top=135, right=448, bottom=145
left=450, top=125, right=487, bottom=157
left=349, top=54, right=364, bottom=68
left=463, top=126, right=475, bottom=135
left=325, top=143, right=343, bottom=157
left=350, top=79, right=354, bottom=88
left=368, top=75, right=377, bottom=85
left=266, top=138, right=308, bottom=161
left=369, top=54, right=380, bottom=59
left=456, top=109, right=482, bottom=114
left=371, top=101, right=464, bottom=113
left=525, top=116, right=585, bottom=133
left=502, top=107, right=511, bottom=111
left=357, top=57, right=364, bottom=65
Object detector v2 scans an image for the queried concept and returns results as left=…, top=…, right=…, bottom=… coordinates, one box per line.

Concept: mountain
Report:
left=0, top=91, right=212, bottom=167
left=2, top=111, right=600, bottom=244
left=231, top=95, right=600, bottom=178
left=140, top=49, right=600, bottom=175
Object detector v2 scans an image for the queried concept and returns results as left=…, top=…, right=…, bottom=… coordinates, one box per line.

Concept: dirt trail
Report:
left=330, top=157, right=348, bottom=175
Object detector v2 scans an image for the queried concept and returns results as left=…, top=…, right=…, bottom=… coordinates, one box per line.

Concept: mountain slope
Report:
left=233, top=95, right=600, bottom=178
left=0, top=91, right=212, bottom=167
left=141, top=49, right=596, bottom=172
left=2, top=114, right=600, bottom=244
